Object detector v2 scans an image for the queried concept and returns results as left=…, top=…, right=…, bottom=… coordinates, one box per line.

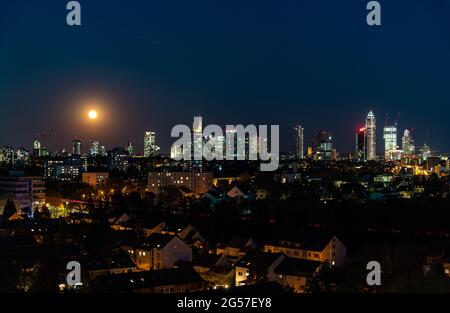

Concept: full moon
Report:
left=88, top=110, right=98, bottom=120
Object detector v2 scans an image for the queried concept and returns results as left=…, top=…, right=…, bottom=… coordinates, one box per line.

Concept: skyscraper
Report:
left=192, top=116, right=203, bottom=160
left=170, top=144, right=183, bottom=159
left=355, top=127, right=366, bottom=161
left=383, top=124, right=397, bottom=160
left=365, top=110, right=376, bottom=160
left=90, top=140, right=99, bottom=156
left=294, top=125, right=304, bottom=159
left=33, top=140, right=41, bottom=157
left=108, top=146, right=129, bottom=172
left=421, top=144, right=431, bottom=161
left=402, top=129, right=415, bottom=156
left=72, top=140, right=82, bottom=155
left=144, top=131, right=156, bottom=157
left=16, top=148, right=30, bottom=163
left=127, top=141, right=134, bottom=156
left=316, top=131, right=333, bottom=160
left=203, top=134, right=226, bottom=160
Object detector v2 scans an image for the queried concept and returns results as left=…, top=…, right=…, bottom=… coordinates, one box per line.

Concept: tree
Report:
left=2, top=199, right=17, bottom=220
left=17, top=260, right=59, bottom=293
left=304, top=264, right=338, bottom=293
left=34, top=205, right=51, bottom=221
left=247, top=251, right=269, bottom=285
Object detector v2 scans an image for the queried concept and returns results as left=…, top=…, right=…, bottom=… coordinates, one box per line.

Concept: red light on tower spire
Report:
left=359, top=127, right=366, bottom=133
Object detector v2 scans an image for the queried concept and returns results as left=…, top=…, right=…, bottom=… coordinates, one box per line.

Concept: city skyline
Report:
left=1, top=1, right=450, bottom=154
left=6, top=109, right=445, bottom=159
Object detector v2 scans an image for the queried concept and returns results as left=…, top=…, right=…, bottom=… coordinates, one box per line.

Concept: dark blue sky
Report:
left=1, top=0, right=450, bottom=154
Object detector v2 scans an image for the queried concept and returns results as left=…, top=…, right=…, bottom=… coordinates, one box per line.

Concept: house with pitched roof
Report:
left=273, top=257, right=322, bottom=293
left=122, top=233, right=192, bottom=270
left=216, top=236, right=257, bottom=260
left=90, top=266, right=205, bottom=293
left=263, top=229, right=346, bottom=267
left=234, top=251, right=285, bottom=286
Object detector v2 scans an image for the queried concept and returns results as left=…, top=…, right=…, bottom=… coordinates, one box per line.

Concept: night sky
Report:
left=1, top=0, right=450, bottom=154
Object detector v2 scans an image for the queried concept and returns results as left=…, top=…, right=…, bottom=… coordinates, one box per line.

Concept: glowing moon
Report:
left=88, top=110, right=98, bottom=120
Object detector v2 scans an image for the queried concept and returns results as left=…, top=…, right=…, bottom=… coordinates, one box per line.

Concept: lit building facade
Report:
left=148, top=170, right=212, bottom=196
left=294, top=125, right=304, bottom=159
left=44, top=156, right=86, bottom=181
left=170, top=145, right=183, bottom=160
left=108, top=147, right=129, bottom=172
left=127, top=142, right=134, bottom=156
left=144, top=131, right=157, bottom=157
left=355, top=127, right=366, bottom=161
left=383, top=125, right=398, bottom=160
left=33, top=140, right=41, bottom=157
left=82, top=172, right=109, bottom=188
left=402, top=129, right=415, bottom=156
left=15, top=148, right=30, bottom=166
left=90, top=140, right=99, bottom=157
left=421, top=144, right=431, bottom=161
left=365, top=110, right=376, bottom=160
left=0, top=174, right=45, bottom=210
left=192, top=116, right=203, bottom=160
left=316, top=131, right=333, bottom=160
left=0, top=147, right=15, bottom=165
left=72, top=140, right=82, bottom=155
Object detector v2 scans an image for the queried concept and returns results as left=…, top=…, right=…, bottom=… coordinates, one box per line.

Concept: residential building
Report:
left=274, top=257, right=322, bottom=293
left=263, top=231, right=346, bottom=267
left=0, top=173, right=45, bottom=210
left=82, top=172, right=109, bottom=188
left=123, top=233, right=192, bottom=270
left=235, top=252, right=285, bottom=287
left=90, top=266, right=205, bottom=293
left=148, top=170, right=212, bottom=196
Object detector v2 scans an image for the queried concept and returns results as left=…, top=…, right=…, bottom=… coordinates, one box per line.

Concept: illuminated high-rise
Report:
left=402, top=129, right=415, bottom=156
left=192, top=116, right=204, bottom=172
left=365, top=110, right=376, bottom=160
left=16, top=148, right=30, bottom=163
left=383, top=124, right=397, bottom=160
left=0, top=147, right=15, bottom=165
left=248, top=134, right=258, bottom=160
left=171, top=144, right=183, bottom=159
left=294, top=125, right=304, bottom=159
left=144, top=131, right=156, bottom=157
left=127, top=141, right=134, bottom=156
left=225, top=128, right=237, bottom=158
left=421, top=144, right=431, bottom=161
left=203, top=134, right=226, bottom=160
left=33, top=140, right=41, bottom=157
left=72, top=140, right=82, bottom=155
left=90, top=140, right=99, bottom=156
left=192, top=116, right=203, bottom=160
left=316, top=131, right=333, bottom=160
left=355, top=127, right=366, bottom=161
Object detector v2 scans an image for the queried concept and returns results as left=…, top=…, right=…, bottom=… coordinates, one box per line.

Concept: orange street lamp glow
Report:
left=88, top=110, right=98, bottom=120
